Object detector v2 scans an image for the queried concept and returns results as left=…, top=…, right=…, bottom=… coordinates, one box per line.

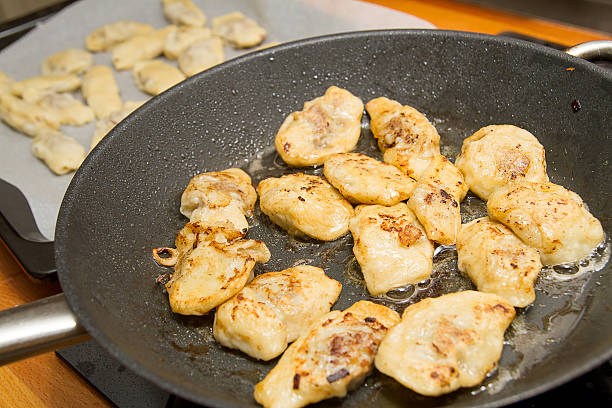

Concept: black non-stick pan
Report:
left=0, top=30, right=611, bottom=407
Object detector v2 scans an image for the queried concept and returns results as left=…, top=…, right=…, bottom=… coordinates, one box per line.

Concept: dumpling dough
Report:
left=11, top=74, right=81, bottom=103
left=366, top=96, right=440, bottom=180
left=132, top=60, right=186, bottom=95
left=212, top=12, right=266, bottom=48
left=41, top=49, right=93, bottom=76
left=111, top=25, right=176, bottom=70
left=407, top=155, right=468, bottom=245
left=86, top=21, right=153, bottom=52
left=38, top=93, right=95, bottom=126
left=165, top=223, right=270, bottom=315
left=177, top=37, right=224, bottom=76
left=162, top=0, right=207, bottom=27
left=258, top=173, right=354, bottom=241
left=90, top=101, right=145, bottom=149
left=254, top=300, right=400, bottom=408
left=180, top=168, right=257, bottom=235
left=213, top=265, right=342, bottom=360
left=275, top=86, right=364, bottom=167
left=349, top=203, right=433, bottom=295
left=457, top=217, right=542, bottom=307
left=455, top=125, right=549, bottom=200
left=0, top=90, right=59, bottom=137
left=32, top=129, right=85, bottom=175
left=164, top=26, right=211, bottom=60
left=375, top=290, right=515, bottom=397
left=323, top=152, right=416, bottom=205
left=82, top=66, right=122, bottom=119
left=487, top=182, right=604, bottom=265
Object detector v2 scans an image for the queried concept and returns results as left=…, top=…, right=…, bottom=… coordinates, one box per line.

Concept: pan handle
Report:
left=0, top=293, right=88, bottom=365
left=565, top=40, right=612, bottom=61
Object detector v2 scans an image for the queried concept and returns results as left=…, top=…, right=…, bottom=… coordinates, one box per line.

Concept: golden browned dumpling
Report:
left=111, top=25, right=176, bottom=70
left=38, top=93, right=95, bottom=126
left=164, top=223, right=270, bottom=315
left=82, top=66, right=122, bottom=119
left=163, top=26, right=211, bottom=59
left=349, top=203, right=433, bottom=295
left=162, top=0, right=207, bottom=27
left=32, top=129, right=85, bottom=175
left=407, top=155, right=468, bottom=245
left=177, top=37, right=224, bottom=76
left=254, top=301, right=400, bottom=408
left=41, top=49, right=93, bottom=76
left=11, top=74, right=81, bottom=103
left=455, top=125, right=549, bottom=200
left=85, top=21, right=153, bottom=52
left=323, top=152, right=416, bottom=205
left=180, top=168, right=257, bottom=235
left=275, top=86, right=364, bottom=167
left=132, top=60, right=186, bottom=95
left=258, top=173, right=354, bottom=241
left=375, top=290, right=515, bottom=396
left=213, top=265, right=342, bottom=360
left=487, top=182, right=604, bottom=265
left=366, top=96, right=440, bottom=180
left=457, top=217, right=542, bottom=307
left=212, top=11, right=266, bottom=48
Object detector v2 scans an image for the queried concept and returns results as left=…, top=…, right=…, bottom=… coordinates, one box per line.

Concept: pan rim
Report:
left=56, top=28, right=612, bottom=407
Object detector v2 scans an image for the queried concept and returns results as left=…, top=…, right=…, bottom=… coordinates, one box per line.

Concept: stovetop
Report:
left=56, top=339, right=612, bottom=408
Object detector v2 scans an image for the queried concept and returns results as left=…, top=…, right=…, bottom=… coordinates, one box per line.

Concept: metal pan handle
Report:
left=565, top=40, right=612, bottom=61
left=0, top=293, right=88, bottom=365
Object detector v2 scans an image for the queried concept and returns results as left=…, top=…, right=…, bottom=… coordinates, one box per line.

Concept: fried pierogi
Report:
left=254, top=300, right=400, bottom=408
left=366, top=96, right=440, bottom=179
left=162, top=0, right=207, bottom=27
left=12, top=74, right=81, bottom=103
left=487, top=182, right=604, bottom=265
left=258, top=173, right=354, bottom=241
left=455, top=125, right=549, bottom=200
left=132, top=60, right=186, bottom=95
left=82, top=66, right=122, bottom=119
left=111, top=25, right=176, bottom=70
left=163, top=26, right=211, bottom=59
left=38, top=93, right=95, bottom=126
left=213, top=265, right=342, bottom=360
left=32, top=129, right=85, bottom=175
left=212, top=12, right=266, bottom=48
left=86, top=21, right=153, bottom=52
left=41, top=48, right=93, bottom=76
left=349, top=203, right=433, bottom=295
left=375, top=290, right=515, bottom=396
left=180, top=168, right=257, bottom=234
left=165, top=223, right=270, bottom=315
left=275, top=86, right=364, bottom=167
left=177, top=37, right=224, bottom=76
left=457, top=217, right=542, bottom=307
left=90, top=101, right=145, bottom=149
left=407, top=155, right=468, bottom=245
left=323, top=152, right=416, bottom=205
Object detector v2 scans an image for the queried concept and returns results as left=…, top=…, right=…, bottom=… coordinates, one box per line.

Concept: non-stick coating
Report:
left=56, top=30, right=612, bottom=407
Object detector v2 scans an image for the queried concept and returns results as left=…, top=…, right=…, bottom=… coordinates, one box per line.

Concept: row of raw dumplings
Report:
left=0, top=0, right=269, bottom=174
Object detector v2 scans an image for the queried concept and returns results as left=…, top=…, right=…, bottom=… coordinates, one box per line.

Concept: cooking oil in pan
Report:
left=237, top=114, right=611, bottom=398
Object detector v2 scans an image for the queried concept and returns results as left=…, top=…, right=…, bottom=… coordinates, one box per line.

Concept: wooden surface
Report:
left=0, top=1, right=610, bottom=407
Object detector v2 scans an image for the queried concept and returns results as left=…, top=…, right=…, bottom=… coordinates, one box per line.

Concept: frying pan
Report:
left=0, top=30, right=611, bottom=407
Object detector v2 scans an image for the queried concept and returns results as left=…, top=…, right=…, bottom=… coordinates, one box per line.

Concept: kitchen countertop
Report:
left=0, top=0, right=610, bottom=407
